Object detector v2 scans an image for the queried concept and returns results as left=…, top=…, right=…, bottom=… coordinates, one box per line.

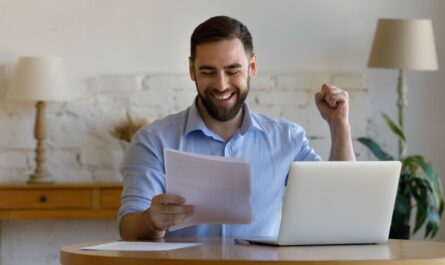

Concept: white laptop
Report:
left=237, top=161, right=401, bottom=246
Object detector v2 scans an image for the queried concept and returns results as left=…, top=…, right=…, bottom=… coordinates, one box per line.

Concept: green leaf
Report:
left=410, top=177, right=430, bottom=233
left=412, top=156, right=444, bottom=211
left=425, top=222, right=435, bottom=238
left=404, top=155, right=444, bottom=226
left=407, top=171, right=443, bottom=238
left=381, top=113, right=407, bottom=155
left=439, top=199, right=444, bottom=216
left=402, top=155, right=421, bottom=172
left=415, top=207, right=427, bottom=233
left=425, top=211, right=441, bottom=238
left=381, top=113, right=406, bottom=143
left=401, top=156, right=419, bottom=181
left=356, top=137, right=394, bottom=161
left=393, top=192, right=411, bottom=227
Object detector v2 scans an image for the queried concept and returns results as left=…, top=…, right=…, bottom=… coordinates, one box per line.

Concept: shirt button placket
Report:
left=224, top=143, right=231, bottom=157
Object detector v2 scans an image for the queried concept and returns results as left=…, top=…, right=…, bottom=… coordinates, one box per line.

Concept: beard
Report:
left=196, top=79, right=249, bottom=122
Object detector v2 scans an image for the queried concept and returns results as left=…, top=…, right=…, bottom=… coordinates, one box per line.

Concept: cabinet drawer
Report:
left=0, top=189, right=92, bottom=209
left=101, top=189, right=121, bottom=209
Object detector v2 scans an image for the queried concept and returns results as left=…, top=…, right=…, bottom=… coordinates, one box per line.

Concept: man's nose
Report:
left=213, top=73, right=228, bottom=92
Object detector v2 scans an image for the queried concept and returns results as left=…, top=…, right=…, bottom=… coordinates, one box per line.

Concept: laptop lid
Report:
left=276, top=161, right=401, bottom=245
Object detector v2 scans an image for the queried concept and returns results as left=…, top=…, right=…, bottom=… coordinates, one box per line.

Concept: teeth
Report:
left=213, top=92, right=232, bottom=100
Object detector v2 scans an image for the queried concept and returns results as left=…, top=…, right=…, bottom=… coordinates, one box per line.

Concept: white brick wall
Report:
left=0, top=72, right=369, bottom=265
left=0, top=72, right=369, bottom=183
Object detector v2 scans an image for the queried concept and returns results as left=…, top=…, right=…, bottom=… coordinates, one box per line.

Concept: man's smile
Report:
left=211, top=90, right=235, bottom=101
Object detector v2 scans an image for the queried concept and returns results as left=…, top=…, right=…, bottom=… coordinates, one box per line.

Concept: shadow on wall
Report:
left=0, top=64, right=9, bottom=98
left=0, top=62, right=17, bottom=99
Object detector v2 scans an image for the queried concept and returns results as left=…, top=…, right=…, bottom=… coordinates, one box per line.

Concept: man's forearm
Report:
left=120, top=209, right=165, bottom=240
left=328, top=122, right=356, bottom=161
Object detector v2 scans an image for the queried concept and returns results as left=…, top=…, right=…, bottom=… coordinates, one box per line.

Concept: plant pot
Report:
left=389, top=225, right=410, bottom=240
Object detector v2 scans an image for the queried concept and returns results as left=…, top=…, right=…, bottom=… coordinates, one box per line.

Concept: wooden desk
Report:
left=60, top=238, right=445, bottom=265
left=0, top=183, right=122, bottom=219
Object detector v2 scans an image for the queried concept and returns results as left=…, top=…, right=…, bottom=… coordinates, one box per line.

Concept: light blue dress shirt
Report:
left=119, top=100, right=321, bottom=237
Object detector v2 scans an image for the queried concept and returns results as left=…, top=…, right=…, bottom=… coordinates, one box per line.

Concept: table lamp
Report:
left=6, top=57, right=70, bottom=183
left=368, top=18, right=438, bottom=158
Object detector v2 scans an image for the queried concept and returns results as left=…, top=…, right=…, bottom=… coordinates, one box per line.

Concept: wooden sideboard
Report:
left=0, top=183, right=122, bottom=220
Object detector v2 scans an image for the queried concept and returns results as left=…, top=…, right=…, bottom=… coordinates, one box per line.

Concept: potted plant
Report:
left=358, top=114, right=444, bottom=239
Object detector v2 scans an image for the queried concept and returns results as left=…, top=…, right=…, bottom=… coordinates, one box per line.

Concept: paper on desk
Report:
left=165, top=149, right=252, bottom=231
left=81, top=241, right=202, bottom=251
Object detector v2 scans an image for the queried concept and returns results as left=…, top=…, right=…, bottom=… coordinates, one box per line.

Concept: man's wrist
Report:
left=329, top=120, right=351, bottom=139
left=328, top=119, right=356, bottom=161
left=142, top=208, right=166, bottom=239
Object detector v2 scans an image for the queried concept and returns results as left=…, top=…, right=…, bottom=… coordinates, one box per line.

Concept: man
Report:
left=119, top=16, right=355, bottom=240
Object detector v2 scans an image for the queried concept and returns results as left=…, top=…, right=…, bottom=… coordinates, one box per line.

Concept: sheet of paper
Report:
left=165, top=149, right=252, bottom=231
left=81, top=241, right=202, bottom=251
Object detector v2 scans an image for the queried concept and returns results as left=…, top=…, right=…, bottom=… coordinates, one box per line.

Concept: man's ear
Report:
left=249, top=53, right=257, bottom=78
left=189, top=57, right=196, bottom=81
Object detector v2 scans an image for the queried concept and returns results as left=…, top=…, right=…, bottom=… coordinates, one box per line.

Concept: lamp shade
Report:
left=368, top=19, right=438, bottom=71
left=7, top=56, right=71, bottom=101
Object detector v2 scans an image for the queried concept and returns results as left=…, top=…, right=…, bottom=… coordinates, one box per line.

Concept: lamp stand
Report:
left=28, top=101, right=54, bottom=184
left=397, top=69, right=407, bottom=159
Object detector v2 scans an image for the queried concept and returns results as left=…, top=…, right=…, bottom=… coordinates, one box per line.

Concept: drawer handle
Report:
left=39, top=195, right=48, bottom=203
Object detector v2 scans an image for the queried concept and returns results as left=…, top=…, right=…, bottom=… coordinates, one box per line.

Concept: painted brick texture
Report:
left=0, top=73, right=369, bottom=182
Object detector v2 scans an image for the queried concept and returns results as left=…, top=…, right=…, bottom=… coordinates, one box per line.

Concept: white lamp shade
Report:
left=7, top=57, right=71, bottom=101
left=368, top=19, right=438, bottom=71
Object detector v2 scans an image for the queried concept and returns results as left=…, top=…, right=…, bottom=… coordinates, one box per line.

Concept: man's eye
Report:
left=227, top=70, right=240, bottom=75
left=200, top=71, right=215, bottom=75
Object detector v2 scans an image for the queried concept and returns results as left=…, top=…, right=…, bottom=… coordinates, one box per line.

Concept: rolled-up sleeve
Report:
left=118, top=129, right=166, bottom=224
left=291, top=124, right=322, bottom=161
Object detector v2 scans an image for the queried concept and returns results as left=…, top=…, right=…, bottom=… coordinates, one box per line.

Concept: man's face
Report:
left=189, top=38, right=257, bottom=121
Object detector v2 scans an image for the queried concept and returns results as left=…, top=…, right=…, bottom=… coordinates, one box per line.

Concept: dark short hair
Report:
left=190, top=16, right=253, bottom=61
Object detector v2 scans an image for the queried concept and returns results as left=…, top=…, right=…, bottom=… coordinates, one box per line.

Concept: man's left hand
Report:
left=315, top=83, right=350, bottom=128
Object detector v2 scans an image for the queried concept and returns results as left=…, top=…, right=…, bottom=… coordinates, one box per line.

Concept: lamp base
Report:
left=28, top=100, right=54, bottom=184
left=28, top=173, right=54, bottom=184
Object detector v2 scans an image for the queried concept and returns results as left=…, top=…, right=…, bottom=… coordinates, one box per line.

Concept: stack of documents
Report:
left=165, top=149, right=252, bottom=230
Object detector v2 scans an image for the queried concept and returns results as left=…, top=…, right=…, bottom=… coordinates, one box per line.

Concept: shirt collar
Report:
left=184, top=98, right=265, bottom=137
left=184, top=98, right=209, bottom=136
left=239, top=103, right=264, bottom=135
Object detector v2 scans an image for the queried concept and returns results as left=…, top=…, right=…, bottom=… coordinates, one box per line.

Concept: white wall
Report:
left=0, top=0, right=444, bottom=264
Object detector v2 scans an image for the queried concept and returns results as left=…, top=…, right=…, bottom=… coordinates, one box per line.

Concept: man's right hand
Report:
left=145, top=193, right=195, bottom=232
left=120, top=193, right=194, bottom=240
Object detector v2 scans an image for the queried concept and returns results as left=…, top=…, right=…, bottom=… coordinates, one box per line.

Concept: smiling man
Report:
left=192, top=37, right=254, bottom=141
left=119, top=16, right=355, bottom=240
